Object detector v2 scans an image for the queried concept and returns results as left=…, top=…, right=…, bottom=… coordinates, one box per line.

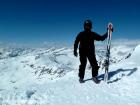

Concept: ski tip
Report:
left=108, top=22, right=113, bottom=28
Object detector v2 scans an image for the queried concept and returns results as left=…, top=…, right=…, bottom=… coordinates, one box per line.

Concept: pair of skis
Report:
left=104, top=23, right=113, bottom=82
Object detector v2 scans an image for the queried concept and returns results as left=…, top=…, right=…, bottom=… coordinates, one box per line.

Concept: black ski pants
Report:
left=79, top=51, right=99, bottom=79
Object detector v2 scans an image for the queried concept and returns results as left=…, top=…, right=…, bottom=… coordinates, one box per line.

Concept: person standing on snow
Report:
left=74, top=20, right=108, bottom=84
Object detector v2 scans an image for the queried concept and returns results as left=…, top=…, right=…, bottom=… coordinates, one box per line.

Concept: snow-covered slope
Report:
left=0, top=44, right=139, bottom=105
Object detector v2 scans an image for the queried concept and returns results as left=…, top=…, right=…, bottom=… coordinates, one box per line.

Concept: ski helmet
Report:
left=84, top=20, right=92, bottom=30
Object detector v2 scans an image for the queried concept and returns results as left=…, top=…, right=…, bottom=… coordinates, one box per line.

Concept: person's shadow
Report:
left=84, top=67, right=138, bottom=84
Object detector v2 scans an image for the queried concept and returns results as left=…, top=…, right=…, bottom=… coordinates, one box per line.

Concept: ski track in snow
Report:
left=0, top=45, right=140, bottom=105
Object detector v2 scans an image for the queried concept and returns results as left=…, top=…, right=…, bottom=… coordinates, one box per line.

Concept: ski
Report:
left=104, top=23, right=113, bottom=82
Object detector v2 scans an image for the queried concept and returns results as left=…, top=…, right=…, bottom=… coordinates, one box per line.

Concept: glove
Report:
left=101, top=32, right=108, bottom=41
left=107, top=27, right=113, bottom=32
left=74, top=51, right=78, bottom=57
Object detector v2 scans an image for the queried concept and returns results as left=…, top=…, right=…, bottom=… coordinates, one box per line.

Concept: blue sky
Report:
left=0, top=0, right=139, bottom=45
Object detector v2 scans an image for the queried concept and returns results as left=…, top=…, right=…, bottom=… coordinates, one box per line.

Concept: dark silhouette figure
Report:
left=74, top=20, right=107, bottom=83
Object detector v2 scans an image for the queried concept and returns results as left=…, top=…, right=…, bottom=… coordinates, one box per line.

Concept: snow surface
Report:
left=0, top=44, right=140, bottom=105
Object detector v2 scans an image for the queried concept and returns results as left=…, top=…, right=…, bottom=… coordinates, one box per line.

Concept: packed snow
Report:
left=0, top=44, right=140, bottom=105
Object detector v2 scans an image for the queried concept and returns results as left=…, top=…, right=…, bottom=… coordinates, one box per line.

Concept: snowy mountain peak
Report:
left=0, top=44, right=140, bottom=105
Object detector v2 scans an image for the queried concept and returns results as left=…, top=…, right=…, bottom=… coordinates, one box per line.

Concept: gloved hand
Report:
left=74, top=50, right=78, bottom=57
left=107, top=27, right=113, bottom=32
left=101, top=32, right=108, bottom=41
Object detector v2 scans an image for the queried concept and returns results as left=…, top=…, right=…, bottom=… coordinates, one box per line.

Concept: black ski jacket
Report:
left=74, top=30, right=107, bottom=54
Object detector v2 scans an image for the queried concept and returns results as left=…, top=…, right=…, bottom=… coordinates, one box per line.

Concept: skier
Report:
left=74, top=20, right=108, bottom=84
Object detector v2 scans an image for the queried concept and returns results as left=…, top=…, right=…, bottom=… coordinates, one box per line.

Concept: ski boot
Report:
left=79, top=78, right=85, bottom=83
left=92, top=77, right=101, bottom=84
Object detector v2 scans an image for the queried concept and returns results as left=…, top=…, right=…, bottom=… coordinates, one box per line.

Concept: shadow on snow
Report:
left=84, top=68, right=137, bottom=83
